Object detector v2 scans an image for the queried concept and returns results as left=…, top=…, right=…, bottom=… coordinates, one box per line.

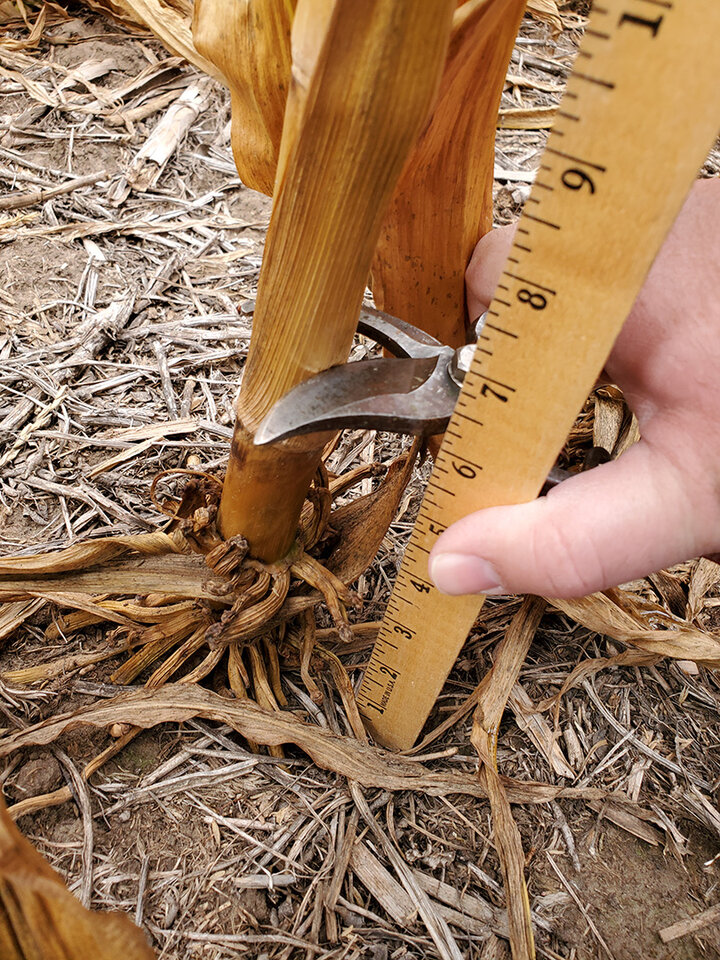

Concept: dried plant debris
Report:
left=2, top=6, right=720, bottom=960
left=0, top=791, right=155, bottom=958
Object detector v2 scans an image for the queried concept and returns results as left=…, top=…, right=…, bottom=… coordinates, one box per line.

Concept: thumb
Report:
left=428, top=442, right=709, bottom=598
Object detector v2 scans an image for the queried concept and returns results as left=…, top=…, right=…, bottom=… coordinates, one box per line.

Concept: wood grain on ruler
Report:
left=358, top=0, right=720, bottom=750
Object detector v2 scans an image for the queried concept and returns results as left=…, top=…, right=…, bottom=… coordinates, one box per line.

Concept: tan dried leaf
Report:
left=328, top=449, right=417, bottom=585
left=372, top=0, right=527, bottom=347
left=0, top=794, right=155, bottom=959
left=549, top=588, right=720, bottom=666
left=0, top=530, right=180, bottom=577
left=0, top=598, right=45, bottom=643
left=0, top=685, right=612, bottom=808
left=525, top=0, right=562, bottom=33
left=470, top=598, right=545, bottom=960
left=192, top=0, right=295, bottom=195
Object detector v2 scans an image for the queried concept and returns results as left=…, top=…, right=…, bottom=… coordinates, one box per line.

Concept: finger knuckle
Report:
left=529, top=518, right=607, bottom=598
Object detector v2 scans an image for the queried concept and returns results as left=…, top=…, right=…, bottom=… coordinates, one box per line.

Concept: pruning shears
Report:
left=254, top=306, right=486, bottom=445
left=254, top=305, right=611, bottom=487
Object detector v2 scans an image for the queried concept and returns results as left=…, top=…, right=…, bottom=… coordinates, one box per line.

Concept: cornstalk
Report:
left=213, top=0, right=456, bottom=560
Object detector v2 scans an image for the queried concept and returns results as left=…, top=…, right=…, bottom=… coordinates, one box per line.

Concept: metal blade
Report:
left=356, top=306, right=442, bottom=357
left=254, top=350, right=457, bottom=445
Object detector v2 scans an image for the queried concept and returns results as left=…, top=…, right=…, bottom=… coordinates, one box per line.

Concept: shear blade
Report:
left=254, top=353, right=456, bottom=445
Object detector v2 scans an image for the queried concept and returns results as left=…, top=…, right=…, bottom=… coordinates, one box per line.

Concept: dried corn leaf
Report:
left=2, top=645, right=133, bottom=686
left=525, top=0, right=562, bottom=33
left=0, top=684, right=614, bottom=807
left=549, top=588, right=720, bottom=666
left=537, top=647, right=659, bottom=716
left=471, top=597, right=545, bottom=960
left=507, top=683, right=574, bottom=779
left=350, top=841, right=416, bottom=926
left=587, top=799, right=662, bottom=846
left=472, top=723, right=535, bottom=960
left=0, top=62, right=55, bottom=106
left=372, top=0, right=527, bottom=347
left=593, top=385, right=625, bottom=454
left=0, top=0, right=29, bottom=24
left=0, top=554, right=232, bottom=602
left=687, top=557, right=720, bottom=622
left=0, top=793, right=155, bottom=959
left=0, top=599, right=45, bottom=644
left=505, top=73, right=562, bottom=94
left=19, top=592, right=134, bottom=628
left=192, top=0, right=295, bottom=195
left=0, top=2, right=47, bottom=50
left=273, top=0, right=334, bottom=188
left=475, top=597, right=545, bottom=738
left=328, top=448, right=417, bottom=585
left=0, top=530, right=180, bottom=577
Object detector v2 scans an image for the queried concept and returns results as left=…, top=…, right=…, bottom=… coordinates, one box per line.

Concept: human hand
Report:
left=428, top=178, right=720, bottom=599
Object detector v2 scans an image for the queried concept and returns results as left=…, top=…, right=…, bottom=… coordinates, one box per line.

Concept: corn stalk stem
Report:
left=216, top=0, right=456, bottom=559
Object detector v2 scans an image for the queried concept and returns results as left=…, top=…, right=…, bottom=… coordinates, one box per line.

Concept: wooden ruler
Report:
left=357, top=0, right=720, bottom=751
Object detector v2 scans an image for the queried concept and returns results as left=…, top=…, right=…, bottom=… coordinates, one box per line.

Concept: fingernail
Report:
left=429, top=553, right=504, bottom=596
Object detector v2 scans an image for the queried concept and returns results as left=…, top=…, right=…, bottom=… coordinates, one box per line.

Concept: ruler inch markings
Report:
left=485, top=322, right=518, bottom=339
left=429, top=483, right=457, bottom=497
left=469, top=370, right=516, bottom=393
left=453, top=410, right=484, bottom=426
left=544, top=146, right=606, bottom=171
left=358, top=0, right=720, bottom=750
left=522, top=211, right=561, bottom=229
left=572, top=70, right=615, bottom=88
left=440, top=449, right=483, bottom=469
left=502, top=271, right=557, bottom=295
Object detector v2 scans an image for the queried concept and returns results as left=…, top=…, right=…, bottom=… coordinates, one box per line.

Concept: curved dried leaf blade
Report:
left=0, top=795, right=155, bottom=959
left=0, top=685, right=613, bottom=808
left=327, top=450, right=416, bottom=585
left=549, top=588, right=720, bottom=666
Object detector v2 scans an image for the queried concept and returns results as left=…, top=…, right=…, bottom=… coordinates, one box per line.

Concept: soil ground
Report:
left=1, top=5, right=720, bottom=960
